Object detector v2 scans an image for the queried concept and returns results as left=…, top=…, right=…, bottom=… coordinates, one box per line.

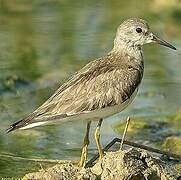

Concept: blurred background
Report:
left=0, top=0, right=180, bottom=177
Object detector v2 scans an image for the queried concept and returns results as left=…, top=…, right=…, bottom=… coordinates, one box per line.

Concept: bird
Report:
left=7, top=18, right=176, bottom=167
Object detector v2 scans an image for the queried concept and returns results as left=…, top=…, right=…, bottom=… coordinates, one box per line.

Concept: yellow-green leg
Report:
left=120, top=116, right=130, bottom=150
left=78, top=121, right=91, bottom=167
left=94, top=118, right=104, bottom=160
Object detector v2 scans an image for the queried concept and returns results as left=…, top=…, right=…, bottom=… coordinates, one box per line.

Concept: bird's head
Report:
left=114, top=18, right=176, bottom=50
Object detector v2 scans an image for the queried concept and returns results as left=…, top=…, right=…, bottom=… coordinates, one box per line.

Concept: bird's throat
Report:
left=112, top=42, right=143, bottom=64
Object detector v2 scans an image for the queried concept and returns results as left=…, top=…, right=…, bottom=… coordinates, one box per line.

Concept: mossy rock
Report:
left=162, top=136, right=181, bottom=155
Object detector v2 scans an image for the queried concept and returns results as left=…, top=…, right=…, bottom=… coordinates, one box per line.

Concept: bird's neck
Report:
left=112, top=38, right=143, bottom=63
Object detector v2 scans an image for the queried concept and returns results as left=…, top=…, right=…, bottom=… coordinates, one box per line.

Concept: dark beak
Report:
left=152, top=35, right=176, bottom=50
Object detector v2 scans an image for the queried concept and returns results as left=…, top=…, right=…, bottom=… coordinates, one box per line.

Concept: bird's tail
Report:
left=6, top=113, right=70, bottom=133
left=6, top=119, right=23, bottom=133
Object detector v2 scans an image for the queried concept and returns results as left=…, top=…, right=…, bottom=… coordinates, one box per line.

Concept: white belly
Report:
left=81, top=88, right=138, bottom=120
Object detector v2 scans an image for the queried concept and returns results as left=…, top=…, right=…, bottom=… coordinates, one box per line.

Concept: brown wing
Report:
left=7, top=54, right=143, bottom=132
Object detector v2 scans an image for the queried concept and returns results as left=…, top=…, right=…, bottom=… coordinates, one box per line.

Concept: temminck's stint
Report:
left=7, top=18, right=176, bottom=167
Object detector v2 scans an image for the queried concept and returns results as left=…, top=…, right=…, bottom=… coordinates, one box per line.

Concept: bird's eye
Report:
left=136, top=28, right=142, bottom=33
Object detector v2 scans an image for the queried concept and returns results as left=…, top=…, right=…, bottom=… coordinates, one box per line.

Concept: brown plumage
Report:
left=7, top=18, right=176, bottom=132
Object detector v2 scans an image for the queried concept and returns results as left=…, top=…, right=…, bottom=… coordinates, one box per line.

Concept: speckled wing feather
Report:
left=7, top=52, right=143, bottom=132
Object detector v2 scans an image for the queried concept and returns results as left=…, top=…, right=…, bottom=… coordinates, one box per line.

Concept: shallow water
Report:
left=0, top=0, right=180, bottom=177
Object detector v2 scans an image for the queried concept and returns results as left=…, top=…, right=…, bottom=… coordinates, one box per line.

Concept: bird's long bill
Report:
left=152, top=35, right=176, bottom=50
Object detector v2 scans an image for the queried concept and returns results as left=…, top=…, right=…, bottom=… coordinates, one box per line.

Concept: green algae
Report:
left=113, top=118, right=147, bottom=136
left=162, top=136, right=181, bottom=155
left=173, top=107, right=181, bottom=122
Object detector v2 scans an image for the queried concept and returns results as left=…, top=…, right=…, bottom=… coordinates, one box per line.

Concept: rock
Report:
left=23, top=148, right=180, bottom=180
left=23, top=163, right=97, bottom=180
left=92, top=149, right=180, bottom=180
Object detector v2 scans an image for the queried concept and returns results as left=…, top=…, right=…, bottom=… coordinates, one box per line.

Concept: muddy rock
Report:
left=23, top=163, right=96, bottom=180
left=23, top=148, right=180, bottom=180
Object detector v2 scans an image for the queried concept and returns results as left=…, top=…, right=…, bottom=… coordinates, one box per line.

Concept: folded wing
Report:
left=7, top=54, right=142, bottom=132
